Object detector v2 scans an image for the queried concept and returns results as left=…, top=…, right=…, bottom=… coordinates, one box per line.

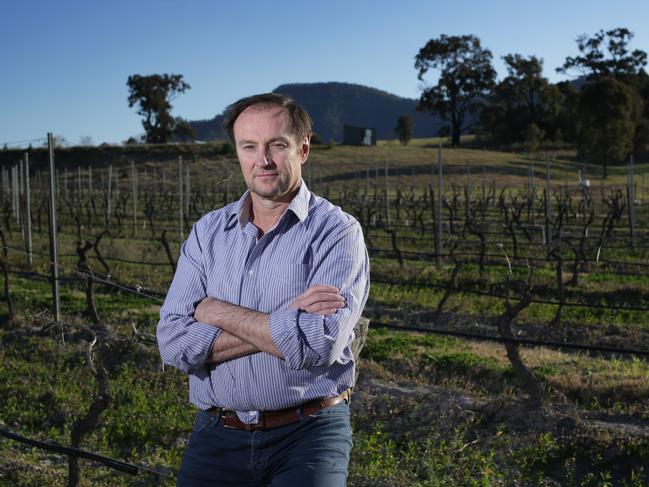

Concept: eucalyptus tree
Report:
left=415, top=34, right=496, bottom=147
left=126, top=73, right=195, bottom=144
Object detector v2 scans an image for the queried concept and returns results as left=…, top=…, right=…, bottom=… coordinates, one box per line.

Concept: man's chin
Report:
left=250, top=185, right=286, bottom=200
left=247, top=179, right=300, bottom=202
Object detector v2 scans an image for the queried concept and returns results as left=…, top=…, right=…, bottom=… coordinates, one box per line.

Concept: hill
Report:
left=189, top=82, right=443, bottom=142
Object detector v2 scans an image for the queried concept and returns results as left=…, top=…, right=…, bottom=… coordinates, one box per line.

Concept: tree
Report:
left=558, top=28, right=649, bottom=159
left=635, top=71, right=649, bottom=153
left=415, top=34, right=496, bottom=147
left=577, top=77, right=641, bottom=177
left=557, top=27, right=647, bottom=80
left=500, top=55, right=561, bottom=127
left=522, top=123, right=544, bottom=154
left=394, top=115, right=413, bottom=145
left=553, top=81, right=580, bottom=144
left=127, top=74, right=191, bottom=144
left=479, top=54, right=561, bottom=146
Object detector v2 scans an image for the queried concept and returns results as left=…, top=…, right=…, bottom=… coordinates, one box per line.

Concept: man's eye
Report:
left=242, top=145, right=255, bottom=150
left=271, top=143, right=287, bottom=150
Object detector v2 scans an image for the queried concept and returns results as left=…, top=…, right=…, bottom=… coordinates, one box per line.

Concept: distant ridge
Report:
left=188, top=82, right=442, bottom=142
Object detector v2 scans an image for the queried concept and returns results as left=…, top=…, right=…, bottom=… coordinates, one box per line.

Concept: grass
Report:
left=0, top=328, right=186, bottom=486
left=1, top=288, right=648, bottom=485
left=349, top=425, right=508, bottom=486
left=361, top=327, right=649, bottom=414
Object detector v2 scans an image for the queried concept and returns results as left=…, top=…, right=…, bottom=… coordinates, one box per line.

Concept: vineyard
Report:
left=1, top=140, right=648, bottom=486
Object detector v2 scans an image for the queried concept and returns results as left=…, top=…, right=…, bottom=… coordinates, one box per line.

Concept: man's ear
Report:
left=300, top=134, right=311, bottom=164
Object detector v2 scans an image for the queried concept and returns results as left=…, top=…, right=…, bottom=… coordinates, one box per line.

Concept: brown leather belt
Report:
left=206, top=389, right=350, bottom=431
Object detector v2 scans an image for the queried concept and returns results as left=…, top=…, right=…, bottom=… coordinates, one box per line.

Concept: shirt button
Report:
left=248, top=269, right=254, bottom=275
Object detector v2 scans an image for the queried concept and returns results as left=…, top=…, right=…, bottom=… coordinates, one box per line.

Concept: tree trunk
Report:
left=452, top=121, right=461, bottom=147
left=497, top=293, right=543, bottom=405
left=68, top=343, right=111, bottom=487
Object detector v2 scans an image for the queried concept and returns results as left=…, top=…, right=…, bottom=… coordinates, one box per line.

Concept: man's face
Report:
left=233, top=104, right=310, bottom=204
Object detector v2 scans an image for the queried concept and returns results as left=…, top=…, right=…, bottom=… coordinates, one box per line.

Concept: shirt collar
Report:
left=230, top=180, right=311, bottom=228
left=286, top=180, right=310, bottom=223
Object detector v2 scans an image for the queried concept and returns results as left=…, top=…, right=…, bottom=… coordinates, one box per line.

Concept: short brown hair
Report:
left=222, top=93, right=313, bottom=144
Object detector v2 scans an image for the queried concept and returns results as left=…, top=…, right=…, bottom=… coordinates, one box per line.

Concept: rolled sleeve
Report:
left=268, top=222, right=370, bottom=370
left=157, top=221, right=220, bottom=373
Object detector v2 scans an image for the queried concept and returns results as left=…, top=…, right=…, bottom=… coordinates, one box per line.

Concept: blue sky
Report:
left=1, top=0, right=648, bottom=146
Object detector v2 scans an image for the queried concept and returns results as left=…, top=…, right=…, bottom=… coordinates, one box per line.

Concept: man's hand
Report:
left=288, top=284, right=346, bottom=315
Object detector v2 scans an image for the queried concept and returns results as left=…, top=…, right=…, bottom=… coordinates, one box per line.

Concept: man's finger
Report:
left=303, top=284, right=340, bottom=296
left=288, top=285, right=344, bottom=311
left=298, top=294, right=345, bottom=310
left=303, top=302, right=344, bottom=313
left=303, top=291, right=344, bottom=304
left=301, top=299, right=346, bottom=314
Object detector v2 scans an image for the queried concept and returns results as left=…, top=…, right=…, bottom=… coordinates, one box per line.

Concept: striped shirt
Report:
left=156, top=181, right=370, bottom=424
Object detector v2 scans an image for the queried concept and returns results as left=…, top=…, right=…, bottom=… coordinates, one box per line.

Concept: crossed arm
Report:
left=196, top=284, right=346, bottom=364
left=157, top=217, right=369, bottom=373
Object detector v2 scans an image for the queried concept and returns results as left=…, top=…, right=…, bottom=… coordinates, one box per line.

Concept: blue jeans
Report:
left=177, top=401, right=352, bottom=487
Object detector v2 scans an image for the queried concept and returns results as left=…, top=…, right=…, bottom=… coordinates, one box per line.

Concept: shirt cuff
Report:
left=186, top=321, right=222, bottom=370
left=268, top=308, right=321, bottom=370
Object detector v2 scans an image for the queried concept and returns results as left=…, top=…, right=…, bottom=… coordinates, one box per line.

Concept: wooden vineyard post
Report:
left=77, top=166, right=82, bottom=201
left=384, top=161, right=390, bottom=230
left=365, top=167, right=369, bottom=200
left=545, top=153, right=552, bottom=249
left=113, top=166, right=119, bottom=201
left=47, top=133, right=61, bottom=322
left=437, top=144, right=443, bottom=268
left=481, top=165, right=486, bottom=204
left=23, top=152, right=32, bottom=269
left=178, top=156, right=184, bottom=241
left=18, top=160, right=24, bottom=233
left=430, top=151, right=436, bottom=264
left=12, top=164, right=19, bottom=224
left=104, top=165, right=112, bottom=227
left=465, top=161, right=471, bottom=220
left=529, top=160, right=535, bottom=225
left=130, top=160, right=137, bottom=238
left=17, top=160, right=24, bottom=239
left=627, top=155, right=636, bottom=250
left=185, top=164, right=191, bottom=222
left=580, top=166, right=588, bottom=227
left=88, top=166, right=93, bottom=225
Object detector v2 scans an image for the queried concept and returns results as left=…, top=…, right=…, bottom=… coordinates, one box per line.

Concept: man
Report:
left=157, top=93, right=370, bottom=486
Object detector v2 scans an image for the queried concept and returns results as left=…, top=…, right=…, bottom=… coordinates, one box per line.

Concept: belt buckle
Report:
left=221, top=411, right=239, bottom=430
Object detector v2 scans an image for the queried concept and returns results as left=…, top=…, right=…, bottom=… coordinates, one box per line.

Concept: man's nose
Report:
left=255, top=150, right=273, bottom=168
